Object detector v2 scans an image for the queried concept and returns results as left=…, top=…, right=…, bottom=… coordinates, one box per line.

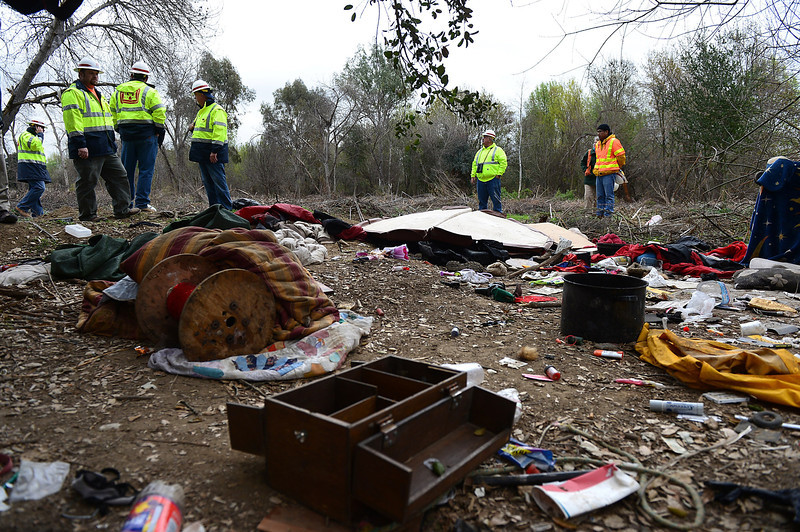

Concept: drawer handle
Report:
left=378, top=416, right=397, bottom=447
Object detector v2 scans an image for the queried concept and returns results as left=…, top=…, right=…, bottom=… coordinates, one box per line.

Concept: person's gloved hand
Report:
left=157, top=130, right=165, bottom=146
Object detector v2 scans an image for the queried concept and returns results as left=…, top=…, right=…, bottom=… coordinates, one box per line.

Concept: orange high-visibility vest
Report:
left=593, top=134, right=626, bottom=176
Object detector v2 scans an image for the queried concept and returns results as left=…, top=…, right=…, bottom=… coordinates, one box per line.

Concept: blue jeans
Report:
left=596, top=174, right=616, bottom=217
left=198, top=162, right=232, bottom=210
left=17, top=180, right=45, bottom=216
left=121, top=135, right=157, bottom=208
left=477, top=177, right=502, bottom=213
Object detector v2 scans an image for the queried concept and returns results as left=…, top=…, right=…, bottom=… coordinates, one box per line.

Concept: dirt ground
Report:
left=0, top=188, right=798, bottom=532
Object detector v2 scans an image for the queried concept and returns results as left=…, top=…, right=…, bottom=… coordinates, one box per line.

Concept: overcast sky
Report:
left=211, top=0, right=662, bottom=143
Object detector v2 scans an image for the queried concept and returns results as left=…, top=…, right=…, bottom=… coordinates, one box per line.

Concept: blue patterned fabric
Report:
left=744, top=158, right=800, bottom=265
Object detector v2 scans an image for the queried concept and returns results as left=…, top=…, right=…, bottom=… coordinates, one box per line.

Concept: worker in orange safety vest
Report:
left=593, top=124, right=626, bottom=218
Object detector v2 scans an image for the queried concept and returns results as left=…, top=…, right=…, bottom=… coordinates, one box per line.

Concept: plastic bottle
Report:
left=121, top=480, right=184, bottom=532
left=649, top=400, right=704, bottom=415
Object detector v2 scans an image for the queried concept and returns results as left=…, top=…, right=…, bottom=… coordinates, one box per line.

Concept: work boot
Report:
left=140, top=205, right=157, bottom=213
left=14, top=206, right=31, bottom=218
left=115, top=207, right=141, bottom=219
left=0, top=209, right=18, bottom=224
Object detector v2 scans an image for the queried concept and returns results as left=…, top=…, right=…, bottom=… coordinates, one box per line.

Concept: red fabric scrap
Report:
left=235, top=203, right=320, bottom=225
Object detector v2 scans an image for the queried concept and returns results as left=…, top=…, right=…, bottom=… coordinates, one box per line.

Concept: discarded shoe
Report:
left=71, top=468, right=138, bottom=516
left=114, top=207, right=141, bottom=219
left=0, top=209, right=18, bottom=224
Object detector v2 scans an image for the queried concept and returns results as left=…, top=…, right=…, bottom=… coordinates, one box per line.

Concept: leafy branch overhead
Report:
left=345, top=0, right=494, bottom=134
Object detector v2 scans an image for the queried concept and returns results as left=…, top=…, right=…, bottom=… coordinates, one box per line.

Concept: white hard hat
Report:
left=29, top=119, right=46, bottom=128
left=74, top=56, right=103, bottom=73
left=130, top=60, right=152, bottom=77
left=482, top=129, right=496, bottom=138
left=191, top=79, right=211, bottom=93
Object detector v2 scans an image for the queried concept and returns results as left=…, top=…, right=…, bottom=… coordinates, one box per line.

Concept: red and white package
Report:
left=532, top=464, right=640, bottom=519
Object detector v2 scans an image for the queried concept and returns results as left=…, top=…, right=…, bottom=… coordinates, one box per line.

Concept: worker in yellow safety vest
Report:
left=61, top=56, right=138, bottom=221
left=593, top=124, right=626, bottom=218
left=110, top=60, right=166, bottom=212
left=188, top=79, right=232, bottom=210
left=470, top=129, right=508, bottom=213
left=14, top=118, right=51, bottom=217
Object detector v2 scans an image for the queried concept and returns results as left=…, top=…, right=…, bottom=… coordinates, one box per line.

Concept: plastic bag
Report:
left=643, top=268, right=668, bottom=288
left=9, top=459, right=70, bottom=502
left=680, top=290, right=715, bottom=322
left=497, top=388, right=522, bottom=424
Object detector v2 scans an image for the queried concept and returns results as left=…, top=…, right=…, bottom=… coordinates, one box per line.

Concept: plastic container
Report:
left=740, top=320, right=767, bottom=336
left=450, top=327, right=460, bottom=338
left=544, top=365, right=561, bottom=381
left=65, top=224, right=91, bottom=238
left=441, top=362, right=484, bottom=388
left=649, top=400, right=704, bottom=415
left=121, top=480, right=184, bottom=532
left=593, top=349, right=623, bottom=360
left=697, top=280, right=730, bottom=305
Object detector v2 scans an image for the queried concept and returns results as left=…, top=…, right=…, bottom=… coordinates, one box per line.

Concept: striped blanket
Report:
left=121, top=227, right=339, bottom=341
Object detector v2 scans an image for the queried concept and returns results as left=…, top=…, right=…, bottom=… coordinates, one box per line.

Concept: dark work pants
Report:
left=73, top=154, right=131, bottom=220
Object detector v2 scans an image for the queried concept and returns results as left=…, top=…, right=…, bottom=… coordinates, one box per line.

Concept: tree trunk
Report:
left=2, top=17, right=66, bottom=135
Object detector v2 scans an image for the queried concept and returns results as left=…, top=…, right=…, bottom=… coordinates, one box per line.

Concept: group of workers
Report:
left=470, top=123, right=626, bottom=218
left=1, top=56, right=231, bottom=223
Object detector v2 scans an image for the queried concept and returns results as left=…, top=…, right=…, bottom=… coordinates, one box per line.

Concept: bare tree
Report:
left=0, top=0, right=213, bottom=135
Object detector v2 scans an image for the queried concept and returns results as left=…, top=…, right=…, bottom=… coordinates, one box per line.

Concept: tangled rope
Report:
left=557, top=424, right=706, bottom=530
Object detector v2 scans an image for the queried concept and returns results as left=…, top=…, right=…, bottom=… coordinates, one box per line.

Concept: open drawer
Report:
left=351, top=386, right=516, bottom=522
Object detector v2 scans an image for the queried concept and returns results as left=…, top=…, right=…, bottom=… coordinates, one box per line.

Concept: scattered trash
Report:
left=740, top=320, right=767, bottom=336
left=593, top=350, right=623, bottom=359
left=705, top=481, right=800, bottom=524
left=499, top=357, right=527, bottom=369
left=681, top=290, right=715, bottom=322
left=497, top=438, right=555, bottom=472
left=564, top=335, right=583, bottom=345
left=375, top=307, right=384, bottom=317
left=8, top=459, right=70, bottom=502
left=747, top=297, right=798, bottom=315
left=65, top=223, right=92, bottom=238
left=649, top=400, right=704, bottom=415
left=473, top=487, right=486, bottom=498
left=355, top=244, right=409, bottom=262
left=67, top=468, right=138, bottom=517
left=121, top=480, right=184, bottom=532
left=645, top=214, right=663, bottom=227
left=486, top=261, right=508, bottom=277
left=522, top=374, right=555, bottom=382
left=441, top=362, right=484, bottom=388
left=734, top=414, right=800, bottom=431
left=531, top=464, right=640, bottom=520
left=748, top=410, right=784, bottom=429
left=517, top=346, right=539, bottom=361
left=471, top=469, right=593, bottom=487
left=702, top=391, right=749, bottom=404
left=544, top=366, right=561, bottom=381
left=391, top=265, right=410, bottom=271
left=424, top=458, right=447, bottom=477
left=496, top=388, right=523, bottom=423
left=450, top=327, right=460, bottom=337
left=614, top=378, right=664, bottom=388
